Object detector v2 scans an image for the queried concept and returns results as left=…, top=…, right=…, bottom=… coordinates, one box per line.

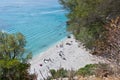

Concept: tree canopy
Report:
left=0, top=32, right=36, bottom=80
left=59, top=0, right=120, bottom=49
left=59, top=0, right=120, bottom=72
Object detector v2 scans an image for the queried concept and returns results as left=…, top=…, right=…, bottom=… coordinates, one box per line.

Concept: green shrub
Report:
left=57, top=68, right=68, bottom=78
left=76, top=64, right=97, bottom=77
left=50, top=69, right=56, bottom=78
left=49, top=68, right=68, bottom=79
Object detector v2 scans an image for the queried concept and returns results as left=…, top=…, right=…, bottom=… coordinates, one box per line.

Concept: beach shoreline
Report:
left=30, top=35, right=105, bottom=80
left=32, top=37, right=67, bottom=58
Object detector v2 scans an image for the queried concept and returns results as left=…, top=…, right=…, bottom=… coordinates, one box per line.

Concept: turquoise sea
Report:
left=0, top=0, right=68, bottom=56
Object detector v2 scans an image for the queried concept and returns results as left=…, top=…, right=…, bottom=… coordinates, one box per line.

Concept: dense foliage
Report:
left=0, top=32, right=36, bottom=80
left=94, top=17, right=120, bottom=69
left=60, top=0, right=120, bottom=76
left=49, top=68, right=68, bottom=79
left=48, top=63, right=116, bottom=79
left=76, top=64, right=97, bottom=77
left=59, top=0, right=120, bottom=49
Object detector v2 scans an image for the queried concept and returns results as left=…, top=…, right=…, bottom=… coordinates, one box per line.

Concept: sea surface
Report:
left=0, top=0, right=68, bottom=56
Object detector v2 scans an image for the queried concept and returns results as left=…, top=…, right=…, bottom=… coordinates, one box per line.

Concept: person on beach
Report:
left=39, top=64, right=42, bottom=67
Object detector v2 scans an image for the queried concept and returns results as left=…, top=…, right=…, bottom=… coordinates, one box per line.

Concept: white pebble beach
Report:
left=30, top=35, right=105, bottom=80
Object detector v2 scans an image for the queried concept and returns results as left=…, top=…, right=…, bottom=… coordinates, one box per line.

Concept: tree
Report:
left=59, top=0, right=120, bottom=49
left=0, top=32, right=36, bottom=80
left=95, top=17, right=120, bottom=64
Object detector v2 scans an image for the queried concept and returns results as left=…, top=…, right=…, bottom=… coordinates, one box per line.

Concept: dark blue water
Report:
left=0, top=0, right=67, bottom=56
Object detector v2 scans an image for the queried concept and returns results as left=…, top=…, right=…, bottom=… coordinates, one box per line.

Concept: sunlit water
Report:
left=0, top=0, right=68, bottom=56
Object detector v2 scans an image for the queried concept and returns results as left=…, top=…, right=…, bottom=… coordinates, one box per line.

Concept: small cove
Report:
left=0, top=0, right=68, bottom=56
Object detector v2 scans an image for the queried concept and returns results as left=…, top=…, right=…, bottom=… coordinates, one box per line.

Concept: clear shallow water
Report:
left=0, top=0, right=68, bottom=56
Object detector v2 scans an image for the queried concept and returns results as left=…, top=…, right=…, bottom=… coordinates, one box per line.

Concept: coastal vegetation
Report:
left=58, top=0, right=120, bottom=79
left=0, top=32, right=36, bottom=80
left=49, top=68, right=68, bottom=79
left=48, top=63, right=120, bottom=80
left=59, top=0, right=120, bottom=66
left=59, top=0, right=120, bottom=50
